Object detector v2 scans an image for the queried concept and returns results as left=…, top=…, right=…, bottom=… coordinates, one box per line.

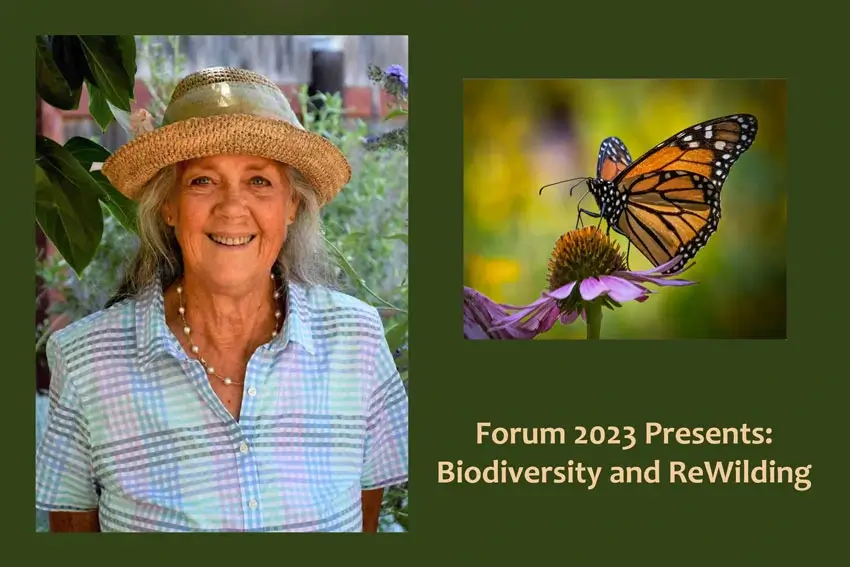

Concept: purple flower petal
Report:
left=544, top=281, right=576, bottom=300
left=629, top=255, right=683, bottom=275
left=579, top=277, right=608, bottom=300
left=598, top=276, right=647, bottom=302
left=489, top=297, right=553, bottom=329
left=539, top=305, right=561, bottom=331
left=464, top=287, right=542, bottom=339
left=559, top=310, right=580, bottom=325
left=518, top=298, right=562, bottom=333
left=626, top=273, right=696, bottom=287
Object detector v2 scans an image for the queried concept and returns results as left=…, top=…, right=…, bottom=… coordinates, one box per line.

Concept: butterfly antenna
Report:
left=568, top=178, right=589, bottom=197
left=538, top=176, right=589, bottom=196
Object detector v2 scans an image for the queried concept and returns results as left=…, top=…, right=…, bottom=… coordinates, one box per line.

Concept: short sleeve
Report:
left=361, top=324, right=409, bottom=490
left=35, top=333, right=99, bottom=512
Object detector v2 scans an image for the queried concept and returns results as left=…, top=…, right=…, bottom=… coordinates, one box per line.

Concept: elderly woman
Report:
left=35, top=67, right=408, bottom=532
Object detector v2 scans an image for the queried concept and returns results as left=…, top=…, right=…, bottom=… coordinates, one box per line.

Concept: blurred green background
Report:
left=463, top=79, right=787, bottom=339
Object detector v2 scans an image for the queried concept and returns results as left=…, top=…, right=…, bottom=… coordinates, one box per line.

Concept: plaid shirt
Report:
left=35, top=277, right=408, bottom=532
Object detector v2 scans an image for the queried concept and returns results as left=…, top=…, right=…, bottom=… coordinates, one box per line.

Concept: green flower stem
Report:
left=585, top=301, right=603, bottom=340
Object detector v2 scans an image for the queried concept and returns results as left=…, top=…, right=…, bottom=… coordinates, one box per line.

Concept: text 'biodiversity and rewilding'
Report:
left=436, top=422, right=813, bottom=492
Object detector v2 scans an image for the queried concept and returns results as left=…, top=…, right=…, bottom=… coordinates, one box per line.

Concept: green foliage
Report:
left=363, top=64, right=410, bottom=531
left=35, top=35, right=139, bottom=277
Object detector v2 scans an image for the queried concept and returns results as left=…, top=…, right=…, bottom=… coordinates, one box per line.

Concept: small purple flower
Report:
left=468, top=227, right=697, bottom=339
left=384, top=64, right=408, bottom=92
left=368, top=63, right=409, bottom=99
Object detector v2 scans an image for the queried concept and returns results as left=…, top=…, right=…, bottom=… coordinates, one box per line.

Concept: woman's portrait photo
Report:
left=35, top=35, right=409, bottom=532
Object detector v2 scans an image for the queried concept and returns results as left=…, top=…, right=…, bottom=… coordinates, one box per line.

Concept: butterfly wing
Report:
left=616, top=170, right=720, bottom=272
left=611, top=114, right=757, bottom=272
left=596, top=136, right=633, bottom=181
left=616, top=114, right=757, bottom=192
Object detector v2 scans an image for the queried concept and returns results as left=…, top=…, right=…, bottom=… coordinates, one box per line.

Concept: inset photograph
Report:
left=36, top=35, right=408, bottom=532
left=463, top=79, right=786, bottom=339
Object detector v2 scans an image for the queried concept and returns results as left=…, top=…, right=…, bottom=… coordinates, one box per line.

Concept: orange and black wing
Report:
left=615, top=114, right=757, bottom=192
left=596, top=136, right=633, bottom=181
left=616, top=170, right=720, bottom=273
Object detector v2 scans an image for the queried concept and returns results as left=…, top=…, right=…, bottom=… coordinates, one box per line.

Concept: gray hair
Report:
left=107, top=162, right=337, bottom=306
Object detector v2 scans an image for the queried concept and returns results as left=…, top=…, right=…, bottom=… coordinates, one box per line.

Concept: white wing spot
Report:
left=714, top=141, right=726, bottom=150
left=716, top=169, right=723, bottom=176
left=677, top=132, right=685, bottom=138
left=705, top=130, right=713, bottom=139
left=695, top=125, right=703, bottom=130
left=723, top=154, right=731, bottom=160
left=737, top=117, right=745, bottom=123
left=683, top=135, right=693, bottom=142
left=688, top=141, right=700, bottom=148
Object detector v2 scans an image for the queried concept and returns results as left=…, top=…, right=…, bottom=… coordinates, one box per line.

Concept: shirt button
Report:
left=239, top=442, right=249, bottom=454
left=247, top=387, right=257, bottom=396
left=248, top=499, right=258, bottom=509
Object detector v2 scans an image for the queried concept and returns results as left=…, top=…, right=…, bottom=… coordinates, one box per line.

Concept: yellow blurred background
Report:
left=463, top=79, right=787, bottom=339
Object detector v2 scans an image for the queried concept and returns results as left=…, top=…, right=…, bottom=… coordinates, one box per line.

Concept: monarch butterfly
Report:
left=543, top=114, right=758, bottom=273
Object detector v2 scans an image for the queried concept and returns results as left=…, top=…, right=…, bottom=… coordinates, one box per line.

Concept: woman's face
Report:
left=162, top=154, right=300, bottom=293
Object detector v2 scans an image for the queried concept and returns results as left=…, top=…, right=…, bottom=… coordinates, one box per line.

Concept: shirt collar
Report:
left=136, top=275, right=316, bottom=369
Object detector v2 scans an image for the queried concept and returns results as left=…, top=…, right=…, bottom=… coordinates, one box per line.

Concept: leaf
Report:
left=386, top=233, right=407, bottom=245
left=383, top=108, right=408, bottom=121
left=50, top=36, right=88, bottom=91
left=106, top=99, right=133, bottom=134
left=77, top=35, right=133, bottom=112
left=35, top=136, right=105, bottom=276
left=115, top=35, right=137, bottom=96
left=87, top=83, right=114, bottom=132
left=35, top=35, right=81, bottom=110
left=60, top=137, right=139, bottom=234
left=326, top=236, right=364, bottom=285
left=90, top=170, right=139, bottom=234
left=63, top=136, right=110, bottom=171
left=385, top=317, right=408, bottom=354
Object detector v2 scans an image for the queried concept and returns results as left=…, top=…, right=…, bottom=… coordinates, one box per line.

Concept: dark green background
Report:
left=11, top=0, right=846, bottom=562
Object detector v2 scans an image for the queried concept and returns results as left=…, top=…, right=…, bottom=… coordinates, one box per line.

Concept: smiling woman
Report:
left=34, top=67, right=408, bottom=533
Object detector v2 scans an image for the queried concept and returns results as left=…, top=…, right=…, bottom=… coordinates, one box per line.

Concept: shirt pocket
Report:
left=261, top=414, right=367, bottom=512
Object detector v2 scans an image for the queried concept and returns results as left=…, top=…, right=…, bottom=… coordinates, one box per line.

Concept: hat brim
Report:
left=101, top=114, right=352, bottom=206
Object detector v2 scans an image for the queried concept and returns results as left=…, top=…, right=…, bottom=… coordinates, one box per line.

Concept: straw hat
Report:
left=101, top=66, right=352, bottom=206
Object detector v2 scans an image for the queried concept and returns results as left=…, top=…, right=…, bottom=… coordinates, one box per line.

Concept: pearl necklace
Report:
left=176, top=272, right=282, bottom=387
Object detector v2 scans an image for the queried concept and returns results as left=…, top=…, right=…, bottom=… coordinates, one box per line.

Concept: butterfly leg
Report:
left=578, top=208, right=601, bottom=230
